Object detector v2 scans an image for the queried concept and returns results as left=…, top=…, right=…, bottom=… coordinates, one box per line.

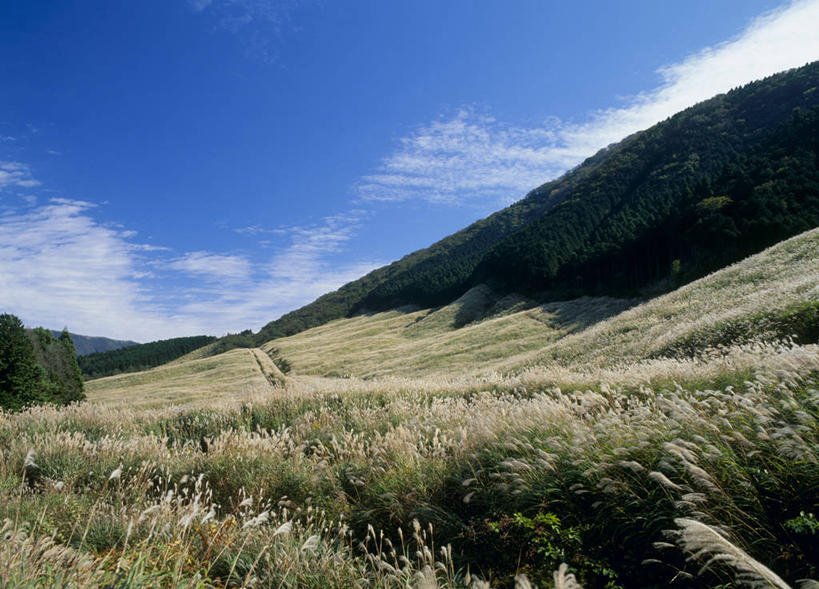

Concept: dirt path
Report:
left=248, top=348, right=286, bottom=386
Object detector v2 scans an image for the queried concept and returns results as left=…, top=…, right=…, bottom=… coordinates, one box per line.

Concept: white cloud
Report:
left=168, top=213, right=382, bottom=332
left=0, top=200, right=198, bottom=341
left=358, top=0, right=819, bottom=206
left=189, top=0, right=305, bottom=42
left=188, top=0, right=313, bottom=61
left=168, top=251, right=251, bottom=282
left=0, top=161, right=40, bottom=190
left=357, top=109, right=566, bottom=205
left=0, top=199, right=379, bottom=339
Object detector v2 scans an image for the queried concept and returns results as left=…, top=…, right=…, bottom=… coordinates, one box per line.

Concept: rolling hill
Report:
left=257, top=227, right=818, bottom=379
left=86, top=226, right=819, bottom=401
left=65, top=227, right=819, bottom=587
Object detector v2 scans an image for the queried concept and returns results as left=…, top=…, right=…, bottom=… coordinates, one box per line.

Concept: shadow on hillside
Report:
left=530, top=296, right=640, bottom=334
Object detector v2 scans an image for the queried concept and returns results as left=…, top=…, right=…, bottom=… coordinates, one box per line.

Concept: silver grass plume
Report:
left=554, top=563, right=583, bottom=589
left=673, top=518, right=791, bottom=589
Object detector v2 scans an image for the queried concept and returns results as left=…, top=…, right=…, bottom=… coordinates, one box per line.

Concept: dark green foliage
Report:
left=0, top=315, right=83, bottom=411
left=205, top=330, right=255, bottom=356
left=253, top=61, right=819, bottom=344
left=27, top=328, right=85, bottom=405
left=476, top=63, right=819, bottom=296
left=0, top=314, right=47, bottom=411
left=78, top=335, right=217, bottom=379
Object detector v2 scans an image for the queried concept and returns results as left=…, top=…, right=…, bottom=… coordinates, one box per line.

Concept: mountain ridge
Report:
left=48, top=330, right=139, bottom=356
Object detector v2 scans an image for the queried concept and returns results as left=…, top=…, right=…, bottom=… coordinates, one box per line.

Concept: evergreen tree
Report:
left=0, top=314, right=46, bottom=412
left=26, top=327, right=85, bottom=405
left=58, top=329, right=85, bottom=404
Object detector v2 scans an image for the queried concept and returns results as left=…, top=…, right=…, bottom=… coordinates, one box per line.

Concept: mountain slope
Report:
left=78, top=335, right=217, bottom=379
left=257, top=228, right=818, bottom=379
left=49, top=331, right=138, bottom=356
left=85, top=347, right=279, bottom=408
left=256, top=61, right=819, bottom=342
left=476, top=63, right=819, bottom=297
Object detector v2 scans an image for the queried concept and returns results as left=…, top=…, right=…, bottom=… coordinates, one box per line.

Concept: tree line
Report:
left=0, top=313, right=84, bottom=412
left=78, top=335, right=217, bottom=379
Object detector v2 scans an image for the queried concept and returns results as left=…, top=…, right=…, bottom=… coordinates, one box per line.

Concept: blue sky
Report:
left=1, top=0, right=818, bottom=341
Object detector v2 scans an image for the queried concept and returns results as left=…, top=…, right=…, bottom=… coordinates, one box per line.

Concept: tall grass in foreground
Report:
left=1, top=342, right=818, bottom=587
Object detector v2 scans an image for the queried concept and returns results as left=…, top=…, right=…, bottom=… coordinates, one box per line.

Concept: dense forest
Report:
left=254, top=61, right=819, bottom=343
left=78, top=335, right=216, bottom=379
left=475, top=65, right=819, bottom=296
left=0, top=314, right=84, bottom=412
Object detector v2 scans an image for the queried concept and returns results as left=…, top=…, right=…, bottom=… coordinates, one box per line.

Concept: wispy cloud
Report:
left=356, top=109, right=564, bottom=206
left=0, top=161, right=41, bottom=190
left=358, top=0, right=819, bottom=206
left=168, top=251, right=251, bottom=282
left=168, top=212, right=381, bottom=333
left=188, top=0, right=309, bottom=60
left=0, top=199, right=191, bottom=341
left=0, top=198, right=378, bottom=340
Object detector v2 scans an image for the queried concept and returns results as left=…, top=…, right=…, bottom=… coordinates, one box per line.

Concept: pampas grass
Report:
left=673, top=518, right=792, bottom=589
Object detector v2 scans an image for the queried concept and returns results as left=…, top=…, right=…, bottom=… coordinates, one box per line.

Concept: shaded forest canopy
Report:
left=78, top=335, right=217, bottom=380
left=254, top=61, right=819, bottom=344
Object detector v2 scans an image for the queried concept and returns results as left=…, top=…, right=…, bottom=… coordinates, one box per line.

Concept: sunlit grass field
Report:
left=265, top=228, right=819, bottom=379
left=1, top=229, right=818, bottom=587
left=85, top=349, right=280, bottom=408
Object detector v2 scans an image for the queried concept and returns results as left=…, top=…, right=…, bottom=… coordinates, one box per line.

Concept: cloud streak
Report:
left=0, top=199, right=378, bottom=340
left=0, top=161, right=40, bottom=190
left=0, top=199, right=187, bottom=341
left=188, top=0, right=309, bottom=60
left=358, top=0, right=819, bottom=206
left=168, top=252, right=251, bottom=282
left=168, top=212, right=381, bottom=334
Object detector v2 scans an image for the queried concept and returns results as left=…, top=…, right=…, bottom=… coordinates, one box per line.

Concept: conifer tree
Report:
left=0, top=313, right=46, bottom=411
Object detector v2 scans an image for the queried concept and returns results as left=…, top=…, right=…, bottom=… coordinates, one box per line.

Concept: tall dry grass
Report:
left=2, top=340, right=818, bottom=587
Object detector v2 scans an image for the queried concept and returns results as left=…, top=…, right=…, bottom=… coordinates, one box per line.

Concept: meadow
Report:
left=2, top=230, right=818, bottom=588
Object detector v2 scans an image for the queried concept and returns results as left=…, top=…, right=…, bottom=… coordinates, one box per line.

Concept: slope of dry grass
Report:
left=2, top=342, right=818, bottom=587
left=85, top=348, right=279, bottom=408
left=6, top=229, right=815, bottom=587
left=261, top=228, right=818, bottom=379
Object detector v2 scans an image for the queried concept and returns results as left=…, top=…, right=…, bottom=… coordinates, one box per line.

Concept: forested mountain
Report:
left=475, top=64, right=819, bottom=297
left=256, top=61, right=819, bottom=343
left=50, top=331, right=138, bottom=356
left=78, top=335, right=217, bottom=379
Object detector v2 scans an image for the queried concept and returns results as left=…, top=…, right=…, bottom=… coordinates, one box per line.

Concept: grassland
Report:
left=85, top=348, right=281, bottom=408
left=263, top=228, right=819, bottom=379
left=2, top=229, right=818, bottom=587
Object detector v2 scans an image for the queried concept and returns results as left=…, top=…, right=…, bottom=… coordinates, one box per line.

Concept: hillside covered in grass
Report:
left=3, top=336, right=818, bottom=587
left=256, top=61, right=819, bottom=343
left=78, top=335, right=217, bottom=380
left=255, top=228, right=818, bottom=379
left=85, top=347, right=284, bottom=408
left=25, top=228, right=811, bottom=587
